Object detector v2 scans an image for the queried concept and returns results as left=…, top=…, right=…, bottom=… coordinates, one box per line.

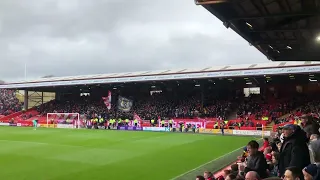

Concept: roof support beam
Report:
left=252, top=39, right=301, bottom=45
left=195, top=0, right=228, bottom=5
left=228, top=11, right=320, bottom=21
left=250, top=27, right=320, bottom=33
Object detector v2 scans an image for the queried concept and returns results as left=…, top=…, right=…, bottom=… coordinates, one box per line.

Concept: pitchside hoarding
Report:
left=232, top=130, right=271, bottom=136
left=0, top=122, right=9, bottom=126
left=117, top=126, right=143, bottom=131
left=143, top=127, right=170, bottom=132
left=199, top=128, right=233, bottom=135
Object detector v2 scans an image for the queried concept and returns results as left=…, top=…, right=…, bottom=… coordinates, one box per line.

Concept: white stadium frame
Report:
left=0, top=61, right=320, bottom=89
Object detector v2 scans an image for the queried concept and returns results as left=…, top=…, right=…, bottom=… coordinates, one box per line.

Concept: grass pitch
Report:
left=0, top=127, right=253, bottom=180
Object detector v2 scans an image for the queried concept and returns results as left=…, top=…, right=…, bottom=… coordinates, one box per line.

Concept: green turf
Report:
left=0, top=127, right=253, bottom=180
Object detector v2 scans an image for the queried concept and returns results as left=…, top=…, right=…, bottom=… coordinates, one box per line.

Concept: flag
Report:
left=117, top=96, right=133, bottom=112
left=102, top=91, right=112, bottom=110
left=133, top=113, right=142, bottom=121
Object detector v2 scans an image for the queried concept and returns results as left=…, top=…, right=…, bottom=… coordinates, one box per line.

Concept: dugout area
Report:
left=196, top=0, right=320, bottom=61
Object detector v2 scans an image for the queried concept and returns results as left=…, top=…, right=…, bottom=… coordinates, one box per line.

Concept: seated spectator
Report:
left=263, top=147, right=272, bottom=163
left=302, top=164, right=319, bottom=180
left=245, top=171, right=260, bottom=180
left=203, top=171, right=214, bottom=180
left=223, top=170, right=231, bottom=179
left=284, top=166, right=303, bottom=180
left=243, top=140, right=268, bottom=178
left=196, top=175, right=205, bottom=180
left=230, top=164, right=239, bottom=175
left=269, top=152, right=279, bottom=177
left=225, top=174, right=236, bottom=180
left=278, top=124, right=310, bottom=177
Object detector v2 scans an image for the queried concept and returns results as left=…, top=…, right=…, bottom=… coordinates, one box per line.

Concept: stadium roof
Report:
left=196, top=0, right=320, bottom=61
left=1, top=61, right=320, bottom=89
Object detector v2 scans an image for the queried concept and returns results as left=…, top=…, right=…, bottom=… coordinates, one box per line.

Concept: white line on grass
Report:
left=0, top=139, right=88, bottom=148
left=169, top=147, right=242, bottom=180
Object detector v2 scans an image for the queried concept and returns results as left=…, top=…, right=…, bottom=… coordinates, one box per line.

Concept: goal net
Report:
left=46, top=113, right=83, bottom=129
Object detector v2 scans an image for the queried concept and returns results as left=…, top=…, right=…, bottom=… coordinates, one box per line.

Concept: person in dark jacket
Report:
left=301, top=115, right=320, bottom=139
left=244, top=140, right=268, bottom=178
left=278, top=124, right=310, bottom=177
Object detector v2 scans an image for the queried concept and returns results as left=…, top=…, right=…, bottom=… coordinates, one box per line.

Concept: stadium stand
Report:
left=0, top=89, right=23, bottom=116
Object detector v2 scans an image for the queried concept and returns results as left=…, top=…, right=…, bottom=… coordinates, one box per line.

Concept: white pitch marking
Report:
left=169, top=147, right=243, bottom=180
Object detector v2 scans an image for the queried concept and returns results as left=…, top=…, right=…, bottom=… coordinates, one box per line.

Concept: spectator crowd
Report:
left=0, top=89, right=22, bottom=116
left=196, top=116, right=320, bottom=180
left=34, top=93, right=233, bottom=121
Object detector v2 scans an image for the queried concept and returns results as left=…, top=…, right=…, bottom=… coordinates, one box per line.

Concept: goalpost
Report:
left=46, top=113, right=82, bottom=129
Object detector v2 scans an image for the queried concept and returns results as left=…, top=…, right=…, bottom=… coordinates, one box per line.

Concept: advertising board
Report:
left=38, top=124, right=57, bottom=128
left=143, top=127, right=169, bottom=132
left=0, top=122, right=9, bottom=126
left=17, top=121, right=33, bottom=127
left=117, top=126, right=143, bottom=131
left=56, top=124, right=74, bottom=129
left=232, top=130, right=271, bottom=136
left=199, top=128, right=213, bottom=134
left=199, top=128, right=233, bottom=135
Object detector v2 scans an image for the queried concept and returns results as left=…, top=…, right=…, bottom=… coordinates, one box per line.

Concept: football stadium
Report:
left=1, top=1, right=320, bottom=180
left=1, top=61, right=320, bottom=180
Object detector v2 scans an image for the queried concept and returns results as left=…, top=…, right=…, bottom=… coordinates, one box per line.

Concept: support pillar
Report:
left=24, top=90, right=28, bottom=110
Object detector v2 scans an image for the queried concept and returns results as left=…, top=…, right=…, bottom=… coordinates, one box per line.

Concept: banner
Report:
left=0, top=122, right=9, bottom=126
left=133, top=113, right=142, bottom=121
left=117, top=96, right=133, bottom=112
left=102, top=91, right=112, bottom=110
left=232, top=130, right=271, bottom=136
left=117, top=126, right=143, bottom=131
left=143, top=127, right=168, bottom=132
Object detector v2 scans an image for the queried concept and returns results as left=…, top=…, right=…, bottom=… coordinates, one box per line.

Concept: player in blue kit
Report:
left=32, top=119, right=38, bottom=130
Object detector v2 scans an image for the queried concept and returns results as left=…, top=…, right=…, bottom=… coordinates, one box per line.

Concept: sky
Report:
left=0, top=0, right=268, bottom=82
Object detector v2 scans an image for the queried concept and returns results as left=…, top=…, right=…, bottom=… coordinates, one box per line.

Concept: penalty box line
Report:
left=169, top=146, right=243, bottom=180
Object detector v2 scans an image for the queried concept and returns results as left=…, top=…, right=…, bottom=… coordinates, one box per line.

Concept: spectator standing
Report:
left=243, top=140, right=268, bottom=178
left=309, top=139, right=320, bottom=179
left=278, top=124, right=310, bottom=177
